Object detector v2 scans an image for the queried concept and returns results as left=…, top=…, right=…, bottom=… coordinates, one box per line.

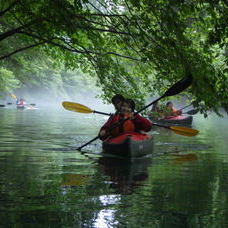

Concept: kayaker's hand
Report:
left=99, top=129, right=106, bottom=137
left=176, top=110, right=182, bottom=115
left=99, top=129, right=109, bottom=140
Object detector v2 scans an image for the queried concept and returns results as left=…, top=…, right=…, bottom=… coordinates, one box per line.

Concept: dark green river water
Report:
left=0, top=107, right=228, bottom=227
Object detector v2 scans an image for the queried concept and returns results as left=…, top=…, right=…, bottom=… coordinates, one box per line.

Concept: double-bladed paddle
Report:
left=62, top=102, right=111, bottom=116
left=62, top=102, right=199, bottom=116
left=62, top=102, right=199, bottom=137
left=62, top=76, right=197, bottom=151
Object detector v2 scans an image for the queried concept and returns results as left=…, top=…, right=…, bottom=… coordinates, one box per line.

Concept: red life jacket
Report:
left=110, top=114, right=135, bottom=137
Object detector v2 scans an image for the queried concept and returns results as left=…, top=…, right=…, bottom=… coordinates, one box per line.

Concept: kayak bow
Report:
left=102, top=132, right=153, bottom=158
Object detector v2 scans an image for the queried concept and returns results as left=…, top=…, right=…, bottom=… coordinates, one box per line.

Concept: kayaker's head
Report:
left=111, top=94, right=124, bottom=112
left=152, top=102, right=159, bottom=111
left=166, top=101, right=173, bottom=108
left=125, top=99, right=135, bottom=111
left=120, top=99, right=135, bottom=114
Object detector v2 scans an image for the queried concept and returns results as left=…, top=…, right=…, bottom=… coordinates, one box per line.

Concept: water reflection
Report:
left=94, top=195, right=120, bottom=228
left=98, top=156, right=151, bottom=194
left=1, top=109, right=228, bottom=227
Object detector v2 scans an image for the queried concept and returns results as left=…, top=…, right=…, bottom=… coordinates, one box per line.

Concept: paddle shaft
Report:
left=152, top=122, right=170, bottom=129
left=184, top=109, right=199, bottom=115
left=179, top=103, right=192, bottom=111
left=78, top=136, right=99, bottom=151
left=94, top=110, right=111, bottom=116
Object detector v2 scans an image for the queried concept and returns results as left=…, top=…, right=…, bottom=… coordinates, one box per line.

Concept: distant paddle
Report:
left=184, top=109, right=199, bottom=115
left=179, top=103, right=192, bottom=111
left=63, top=76, right=195, bottom=151
left=62, top=102, right=111, bottom=116
left=10, top=93, right=17, bottom=99
left=136, top=76, right=192, bottom=114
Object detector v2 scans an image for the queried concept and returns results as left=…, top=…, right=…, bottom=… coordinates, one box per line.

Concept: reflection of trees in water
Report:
left=98, top=156, right=151, bottom=195
left=1, top=110, right=228, bottom=227
left=112, top=152, right=228, bottom=227
left=1, top=149, right=228, bottom=227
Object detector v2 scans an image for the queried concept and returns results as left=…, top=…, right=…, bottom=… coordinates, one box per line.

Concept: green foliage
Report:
left=0, top=0, right=228, bottom=114
left=0, top=67, right=19, bottom=92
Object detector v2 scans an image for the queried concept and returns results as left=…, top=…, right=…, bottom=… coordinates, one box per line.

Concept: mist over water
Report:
left=1, top=88, right=114, bottom=114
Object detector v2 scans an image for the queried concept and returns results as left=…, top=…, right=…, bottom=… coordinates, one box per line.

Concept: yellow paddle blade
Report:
left=62, top=101, right=93, bottom=113
left=170, top=126, right=199, bottom=137
left=10, top=93, right=17, bottom=99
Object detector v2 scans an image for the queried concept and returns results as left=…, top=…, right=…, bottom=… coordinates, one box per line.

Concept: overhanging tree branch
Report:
left=18, top=31, right=140, bottom=61
left=73, top=15, right=117, bottom=30
left=0, top=19, right=44, bottom=42
left=0, top=41, right=46, bottom=60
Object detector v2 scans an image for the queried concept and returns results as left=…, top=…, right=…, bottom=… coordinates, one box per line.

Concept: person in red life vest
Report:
left=166, top=101, right=182, bottom=117
left=99, top=98, right=152, bottom=140
left=99, top=94, right=125, bottom=138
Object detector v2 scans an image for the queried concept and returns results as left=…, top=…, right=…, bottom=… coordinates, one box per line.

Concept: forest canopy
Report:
left=0, top=0, right=228, bottom=115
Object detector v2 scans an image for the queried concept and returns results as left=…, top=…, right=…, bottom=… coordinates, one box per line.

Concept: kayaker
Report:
left=17, top=98, right=26, bottom=106
left=99, top=94, right=125, bottom=138
left=151, top=102, right=160, bottom=112
left=150, top=102, right=165, bottom=120
left=166, top=101, right=182, bottom=117
left=99, top=98, right=152, bottom=139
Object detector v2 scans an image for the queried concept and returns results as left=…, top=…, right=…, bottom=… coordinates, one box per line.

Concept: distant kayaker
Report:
left=99, top=98, right=152, bottom=140
left=166, top=101, right=182, bottom=117
left=17, top=98, right=26, bottom=106
left=151, top=102, right=160, bottom=112
left=150, top=102, right=165, bottom=120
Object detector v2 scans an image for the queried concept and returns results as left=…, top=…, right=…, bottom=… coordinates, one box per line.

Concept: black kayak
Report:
left=102, top=132, right=153, bottom=158
left=150, top=115, right=193, bottom=126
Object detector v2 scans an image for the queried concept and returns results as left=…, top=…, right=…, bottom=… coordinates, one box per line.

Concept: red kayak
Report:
left=102, top=132, right=153, bottom=158
left=150, top=115, right=193, bottom=126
